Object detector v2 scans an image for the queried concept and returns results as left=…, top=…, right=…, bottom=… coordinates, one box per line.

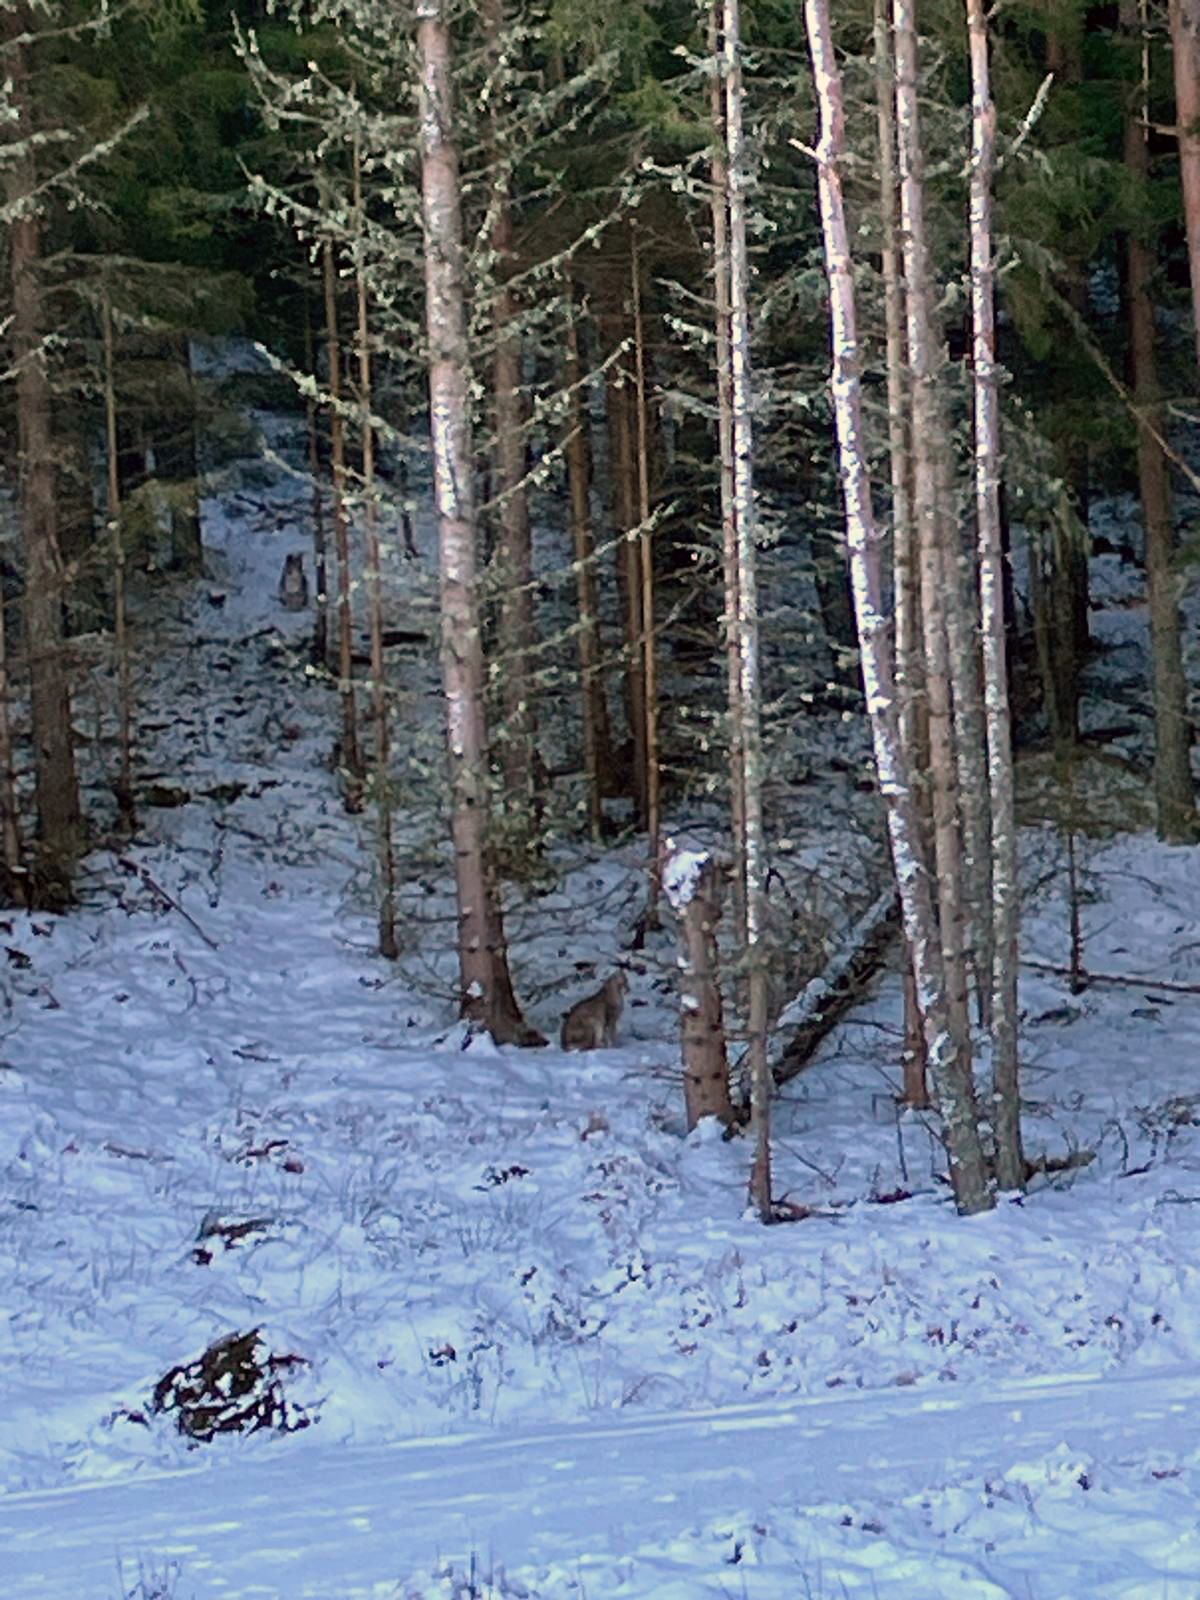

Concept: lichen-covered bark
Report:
left=892, top=0, right=974, bottom=1056
left=804, top=0, right=993, bottom=1216
left=415, top=0, right=532, bottom=1043
left=968, top=0, right=1024, bottom=1190
left=724, top=0, right=772, bottom=1220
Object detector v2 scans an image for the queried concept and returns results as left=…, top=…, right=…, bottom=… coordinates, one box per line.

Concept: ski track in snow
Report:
left=4, top=385, right=1200, bottom=1595
left=6, top=1368, right=1200, bottom=1598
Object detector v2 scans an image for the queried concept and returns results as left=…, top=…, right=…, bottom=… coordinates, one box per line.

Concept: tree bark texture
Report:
left=323, top=237, right=364, bottom=811
left=710, top=0, right=748, bottom=954
left=1170, top=0, right=1200, bottom=371
left=724, top=0, right=772, bottom=1222
left=563, top=291, right=612, bottom=839
left=968, top=0, right=1024, bottom=1190
left=1122, top=0, right=1197, bottom=843
left=353, top=136, right=398, bottom=961
left=4, top=5, right=82, bottom=894
left=482, top=0, right=538, bottom=833
left=805, top=0, right=994, bottom=1215
left=606, top=344, right=648, bottom=822
left=873, top=0, right=927, bottom=1108
left=102, top=293, right=136, bottom=838
left=893, top=0, right=973, bottom=1054
left=631, top=232, right=662, bottom=914
left=670, top=847, right=735, bottom=1131
left=415, top=0, right=533, bottom=1044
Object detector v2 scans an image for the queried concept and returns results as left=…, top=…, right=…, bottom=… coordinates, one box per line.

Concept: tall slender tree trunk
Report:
left=102, top=292, right=136, bottom=838
left=710, top=1, right=747, bottom=954
left=607, top=337, right=648, bottom=822
left=4, top=5, right=81, bottom=898
left=482, top=0, right=537, bottom=836
left=630, top=232, right=662, bottom=918
left=305, top=305, right=330, bottom=670
left=1169, top=0, right=1200, bottom=372
left=323, top=237, right=364, bottom=811
left=563, top=289, right=612, bottom=839
left=724, top=0, right=772, bottom=1221
left=414, top=0, right=536, bottom=1045
left=894, top=0, right=973, bottom=1054
left=804, top=0, right=993, bottom=1216
left=353, top=136, right=398, bottom=961
left=873, top=0, right=927, bottom=1108
left=1123, top=0, right=1197, bottom=842
left=968, top=0, right=1024, bottom=1190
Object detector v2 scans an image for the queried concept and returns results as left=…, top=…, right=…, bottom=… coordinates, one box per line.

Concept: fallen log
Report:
left=771, top=888, right=898, bottom=1085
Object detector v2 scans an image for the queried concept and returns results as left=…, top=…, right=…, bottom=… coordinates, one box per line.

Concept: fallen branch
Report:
left=116, top=856, right=220, bottom=950
left=1024, top=958, right=1200, bottom=997
left=772, top=888, right=898, bottom=1085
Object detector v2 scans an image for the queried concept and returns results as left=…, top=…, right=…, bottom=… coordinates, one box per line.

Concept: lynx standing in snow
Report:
left=560, top=970, right=628, bottom=1051
left=278, top=552, right=309, bottom=611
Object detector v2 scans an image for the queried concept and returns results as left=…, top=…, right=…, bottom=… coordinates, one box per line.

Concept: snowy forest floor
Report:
left=5, top=397, right=1200, bottom=1597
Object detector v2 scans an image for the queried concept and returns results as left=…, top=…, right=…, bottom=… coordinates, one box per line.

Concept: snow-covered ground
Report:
left=4, top=402, right=1200, bottom=1597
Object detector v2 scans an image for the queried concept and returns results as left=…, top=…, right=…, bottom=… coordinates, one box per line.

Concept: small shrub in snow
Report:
left=152, top=1328, right=314, bottom=1443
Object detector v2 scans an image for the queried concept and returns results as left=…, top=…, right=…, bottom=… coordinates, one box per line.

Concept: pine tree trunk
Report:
left=4, top=6, right=81, bottom=898
left=1123, top=0, right=1197, bottom=842
left=414, top=0, right=536, bottom=1045
left=482, top=0, right=537, bottom=837
left=630, top=233, right=662, bottom=919
left=305, top=306, right=330, bottom=670
left=159, top=335, right=203, bottom=576
left=607, top=344, right=648, bottom=821
left=968, top=0, right=1024, bottom=1190
left=710, top=1, right=747, bottom=953
left=893, top=0, right=973, bottom=1055
left=668, top=844, right=734, bottom=1131
left=805, top=0, right=993, bottom=1216
left=724, top=0, right=772, bottom=1221
left=563, top=291, right=612, bottom=839
left=873, top=0, right=927, bottom=1108
left=323, top=238, right=364, bottom=812
left=1170, top=0, right=1200, bottom=371
left=353, top=136, right=398, bottom=961
left=102, top=293, right=136, bottom=838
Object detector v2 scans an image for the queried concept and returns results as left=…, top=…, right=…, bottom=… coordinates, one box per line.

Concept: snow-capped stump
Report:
left=152, top=1329, right=313, bottom=1444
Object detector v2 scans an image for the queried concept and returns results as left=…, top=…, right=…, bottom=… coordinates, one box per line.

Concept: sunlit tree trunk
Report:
left=805, top=0, right=993, bottom=1215
left=968, top=0, right=1024, bottom=1190
left=724, top=0, right=772, bottom=1221
left=1123, top=0, right=1197, bottom=842
left=482, top=0, right=537, bottom=837
left=1169, top=0, right=1200, bottom=372
left=710, top=0, right=747, bottom=954
left=873, top=0, right=927, bottom=1108
left=894, top=0, right=973, bottom=1055
left=415, top=0, right=535, bottom=1044
left=4, top=4, right=82, bottom=899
